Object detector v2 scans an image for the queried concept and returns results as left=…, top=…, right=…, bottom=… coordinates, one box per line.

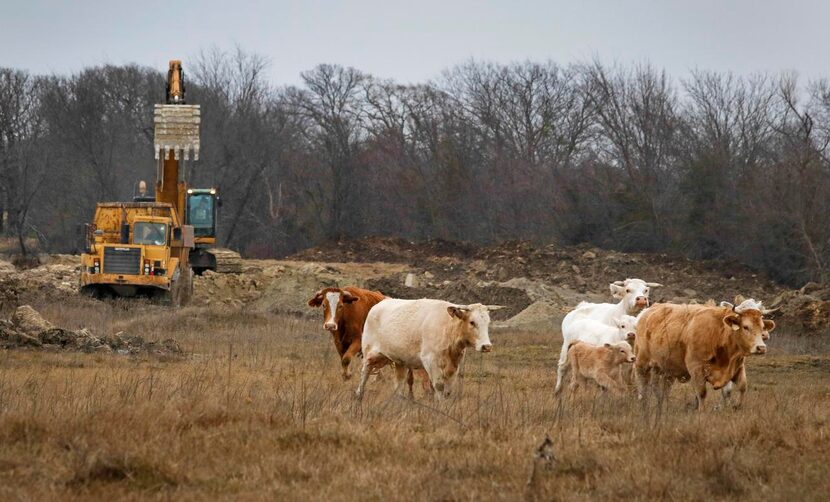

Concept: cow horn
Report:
left=612, top=280, right=625, bottom=286
left=646, top=282, right=663, bottom=288
left=719, top=301, right=734, bottom=309
left=485, top=305, right=506, bottom=311
left=761, top=307, right=779, bottom=315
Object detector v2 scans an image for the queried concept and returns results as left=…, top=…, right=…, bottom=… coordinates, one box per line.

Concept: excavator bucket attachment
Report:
left=154, top=104, right=200, bottom=161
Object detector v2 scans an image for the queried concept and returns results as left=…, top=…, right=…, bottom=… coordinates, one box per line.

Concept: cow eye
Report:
left=708, top=356, right=716, bottom=363
left=626, top=289, right=631, bottom=293
left=470, top=321, right=477, bottom=327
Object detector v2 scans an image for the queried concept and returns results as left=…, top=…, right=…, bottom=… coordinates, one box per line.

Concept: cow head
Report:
left=721, top=299, right=776, bottom=342
left=307, top=287, right=359, bottom=332
left=447, top=303, right=502, bottom=352
left=722, top=299, right=775, bottom=355
left=604, top=341, right=635, bottom=364
left=614, top=315, right=638, bottom=342
left=609, top=278, right=663, bottom=314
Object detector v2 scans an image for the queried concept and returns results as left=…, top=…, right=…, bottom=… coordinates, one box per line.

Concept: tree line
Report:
left=1, top=49, right=829, bottom=286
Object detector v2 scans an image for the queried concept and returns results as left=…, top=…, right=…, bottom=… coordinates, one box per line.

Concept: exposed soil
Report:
left=2, top=238, right=828, bottom=335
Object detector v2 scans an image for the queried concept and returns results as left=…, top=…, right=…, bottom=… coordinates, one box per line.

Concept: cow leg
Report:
left=728, top=366, right=748, bottom=409
left=417, top=369, right=434, bottom=397
left=406, top=369, right=415, bottom=399
left=355, top=357, right=371, bottom=401
left=340, top=340, right=362, bottom=381
left=422, top=355, right=448, bottom=399
left=635, top=363, right=651, bottom=400
left=392, top=364, right=409, bottom=397
left=596, top=373, right=624, bottom=395
left=553, top=360, right=571, bottom=398
left=355, top=351, right=389, bottom=401
left=554, top=343, right=570, bottom=394
left=689, top=371, right=708, bottom=412
left=656, top=375, right=672, bottom=409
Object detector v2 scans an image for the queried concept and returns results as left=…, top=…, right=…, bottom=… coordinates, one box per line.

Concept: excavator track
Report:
left=206, top=248, right=242, bottom=274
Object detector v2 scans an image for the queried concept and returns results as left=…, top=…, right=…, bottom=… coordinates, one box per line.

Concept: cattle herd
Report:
left=308, top=277, right=776, bottom=411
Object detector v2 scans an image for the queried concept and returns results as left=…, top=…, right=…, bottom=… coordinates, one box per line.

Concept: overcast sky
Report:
left=3, top=0, right=829, bottom=85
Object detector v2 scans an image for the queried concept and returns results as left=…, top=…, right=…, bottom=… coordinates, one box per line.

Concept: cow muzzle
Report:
left=628, top=356, right=636, bottom=363
left=626, top=332, right=636, bottom=341
left=752, top=344, right=767, bottom=355
left=479, top=344, right=492, bottom=353
left=635, top=297, right=649, bottom=308
left=324, top=322, right=337, bottom=331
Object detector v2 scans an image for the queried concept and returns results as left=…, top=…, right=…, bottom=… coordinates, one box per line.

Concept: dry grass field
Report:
left=0, top=298, right=828, bottom=501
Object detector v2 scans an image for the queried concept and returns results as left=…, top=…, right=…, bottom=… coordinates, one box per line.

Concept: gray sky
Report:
left=3, top=0, right=829, bottom=85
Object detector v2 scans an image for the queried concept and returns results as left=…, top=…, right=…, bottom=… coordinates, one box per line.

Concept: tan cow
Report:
left=636, top=299, right=775, bottom=411
left=355, top=299, right=501, bottom=400
left=554, top=341, right=635, bottom=398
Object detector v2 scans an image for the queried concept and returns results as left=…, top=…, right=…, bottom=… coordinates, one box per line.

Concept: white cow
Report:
left=554, top=315, right=638, bottom=393
left=556, top=278, right=661, bottom=392
left=355, top=299, right=501, bottom=400
left=561, top=279, right=662, bottom=334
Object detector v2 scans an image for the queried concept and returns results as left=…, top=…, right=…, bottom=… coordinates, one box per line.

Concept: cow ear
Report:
left=610, top=284, right=625, bottom=299
left=734, top=294, right=746, bottom=305
left=763, top=319, right=776, bottom=332
left=308, top=290, right=324, bottom=307
left=723, top=313, right=741, bottom=331
left=447, top=306, right=467, bottom=319
left=342, top=291, right=359, bottom=304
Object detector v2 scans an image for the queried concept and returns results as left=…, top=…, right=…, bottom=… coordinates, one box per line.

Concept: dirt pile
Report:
left=0, top=256, right=79, bottom=309
left=2, top=238, right=827, bottom=334
left=288, top=238, right=828, bottom=334
left=0, top=305, right=183, bottom=356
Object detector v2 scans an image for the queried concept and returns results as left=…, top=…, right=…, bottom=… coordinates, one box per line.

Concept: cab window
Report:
left=133, top=222, right=167, bottom=246
left=188, top=194, right=215, bottom=237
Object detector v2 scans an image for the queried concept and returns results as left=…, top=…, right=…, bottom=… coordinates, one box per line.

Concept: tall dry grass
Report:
left=0, top=300, right=827, bottom=500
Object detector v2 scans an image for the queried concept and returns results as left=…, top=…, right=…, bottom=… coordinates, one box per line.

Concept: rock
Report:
left=424, top=271, right=435, bottom=280
left=800, top=282, right=823, bottom=295
left=0, top=261, right=15, bottom=275
left=571, top=265, right=581, bottom=274
left=12, top=305, right=53, bottom=335
left=40, top=328, right=78, bottom=346
left=404, top=273, right=425, bottom=288
left=8, top=331, right=42, bottom=347
left=469, top=260, right=488, bottom=274
left=582, top=251, right=597, bottom=260
left=682, top=289, right=698, bottom=298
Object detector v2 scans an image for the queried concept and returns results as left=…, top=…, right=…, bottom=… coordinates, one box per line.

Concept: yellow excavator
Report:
left=79, top=60, right=240, bottom=305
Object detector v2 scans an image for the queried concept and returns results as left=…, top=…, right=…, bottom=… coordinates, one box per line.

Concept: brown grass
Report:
left=0, top=300, right=828, bottom=500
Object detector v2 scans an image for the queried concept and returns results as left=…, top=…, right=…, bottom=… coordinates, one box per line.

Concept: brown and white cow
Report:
left=355, top=299, right=502, bottom=400
left=635, top=299, right=775, bottom=411
left=308, top=286, right=385, bottom=380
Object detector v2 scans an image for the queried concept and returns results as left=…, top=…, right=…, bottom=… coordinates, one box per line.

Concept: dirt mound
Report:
left=0, top=257, right=79, bottom=309
left=288, top=237, right=828, bottom=334
left=363, top=276, right=531, bottom=321
left=287, top=237, right=476, bottom=265
left=0, top=305, right=183, bottom=356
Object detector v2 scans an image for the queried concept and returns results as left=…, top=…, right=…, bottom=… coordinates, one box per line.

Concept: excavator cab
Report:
left=186, top=187, right=240, bottom=274
left=186, top=188, right=217, bottom=238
